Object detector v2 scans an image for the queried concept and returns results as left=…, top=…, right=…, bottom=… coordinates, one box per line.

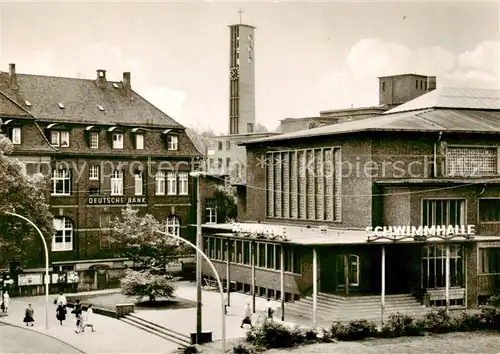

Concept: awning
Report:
left=84, top=125, right=95, bottom=131
left=131, top=127, right=145, bottom=133
left=108, top=126, right=119, bottom=132
left=162, top=129, right=173, bottom=135
left=2, top=119, right=12, bottom=125
left=46, top=123, right=58, bottom=129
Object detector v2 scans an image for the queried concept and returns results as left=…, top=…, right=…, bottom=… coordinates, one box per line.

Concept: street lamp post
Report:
left=4, top=211, right=50, bottom=330
left=158, top=229, right=226, bottom=353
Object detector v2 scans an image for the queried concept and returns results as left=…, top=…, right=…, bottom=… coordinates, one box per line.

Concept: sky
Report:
left=0, top=0, right=498, bottom=134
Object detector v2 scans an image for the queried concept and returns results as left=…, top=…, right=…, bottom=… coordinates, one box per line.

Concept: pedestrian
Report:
left=57, top=292, right=67, bottom=308
left=56, top=302, right=67, bottom=325
left=73, top=299, right=83, bottom=334
left=2, top=291, right=10, bottom=313
left=82, top=304, right=95, bottom=332
left=265, top=298, right=274, bottom=321
left=240, top=301, right=253, bottom=329
left=23, top=304, right=34, bottom=326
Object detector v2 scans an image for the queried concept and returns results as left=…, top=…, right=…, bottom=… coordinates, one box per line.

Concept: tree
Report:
left=110, top=205, right=187, bottom=270
left=0, top=134, right=54, bottom=265
left=205, top=185, right=238, bottom=224
left=120, top=268, right=176, bottom=302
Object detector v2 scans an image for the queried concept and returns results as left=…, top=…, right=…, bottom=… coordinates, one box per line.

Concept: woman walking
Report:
left=23, top=304, right=34, bottom=326
left=2, top=291, right=10, bottom=313
left=56, top=302, right=67, bottom=325
left=82, top=304, right=95, bottom=332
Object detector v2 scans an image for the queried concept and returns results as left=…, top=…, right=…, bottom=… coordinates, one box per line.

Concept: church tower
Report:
left=228, top=14, right=256, bottom=135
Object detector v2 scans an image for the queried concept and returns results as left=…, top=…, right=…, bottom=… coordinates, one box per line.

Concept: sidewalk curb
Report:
left=0, top=320, right=86, bottom=353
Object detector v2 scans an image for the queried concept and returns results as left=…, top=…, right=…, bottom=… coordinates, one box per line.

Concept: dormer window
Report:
left=97, top=105, right=104, bottom=111
left=6, top=126, right=22, bottom=145
left=112, top=133, right=123, bottom=149
left=168, top=135, right=178, bottom=150
left=24, top=100, right=31, bottom=107
left=90, top=132, right=99, bottom=149
left=135, top=134, right=144, bottom=150
left=50, top=131, right=70, bottom=147
left=58, top=102, right=65, bottom=109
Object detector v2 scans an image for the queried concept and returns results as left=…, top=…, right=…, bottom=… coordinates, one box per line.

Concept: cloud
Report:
left=141, top=86, right=187, bottom=119
left=458, top=40, right=499, bottom=73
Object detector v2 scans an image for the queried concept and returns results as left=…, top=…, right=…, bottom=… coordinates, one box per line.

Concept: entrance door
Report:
left=422, top=244, right=464, bottom=289
left=336, top=254, right=360, bottom=288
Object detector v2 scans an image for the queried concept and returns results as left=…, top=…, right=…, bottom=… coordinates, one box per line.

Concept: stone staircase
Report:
left=285, top=292, right=429, bottom=326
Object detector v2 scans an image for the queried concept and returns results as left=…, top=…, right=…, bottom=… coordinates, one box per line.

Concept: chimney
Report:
left=96, top=69, right=107, bottom=88
left=427, top=76, right=437, bottom=91
left=122, top=72, right=132, bottom=98
left=8, top=63, right=18, bottom=90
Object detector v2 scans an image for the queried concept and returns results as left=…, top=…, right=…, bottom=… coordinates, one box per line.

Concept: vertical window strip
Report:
left=282, top=152, right=290, bottom=218
left=334, top=148, right=342, bottom=221
left=267, top=153, right=274, bottom=217
left=324, top=148, right=334, bottom=221
left=298, top=151, right=307, bottom=219
left=290, top=151, right=298, bottom=219
left=315, top=148, right=324, bottom=220
left=275, top=153, right=282, bottom=218
left=306, top=150, right=315, bottom=220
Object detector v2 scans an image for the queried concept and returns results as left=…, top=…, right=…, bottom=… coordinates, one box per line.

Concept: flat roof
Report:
left=198, top=223, right=500, bottom=246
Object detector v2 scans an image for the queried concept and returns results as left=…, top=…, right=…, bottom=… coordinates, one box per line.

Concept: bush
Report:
left=246, top=321, right=296, bottom=348
left=421, top=309, right=455, bottom=334
left=289, top=326, right=318, bottom=345
left=330, top=320, right=377, bottom=341
left=381, top=312, right=423, bottom=337
left=233, top=342, right=260, bottom=354
left=120, top=268, right=176, bottom=302
left=454, top=312, right=487, bottom=332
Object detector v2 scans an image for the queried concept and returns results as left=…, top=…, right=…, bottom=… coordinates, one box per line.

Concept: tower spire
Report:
left=237, top=8, right=244, bottom=24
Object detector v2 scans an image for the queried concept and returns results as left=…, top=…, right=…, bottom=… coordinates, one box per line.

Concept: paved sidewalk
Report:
left=134, top=281, right=314, bottom=342
left=0, top=291, right=181, bottom=354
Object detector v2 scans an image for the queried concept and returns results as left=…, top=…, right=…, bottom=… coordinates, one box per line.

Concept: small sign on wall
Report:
left=166, top=262, right=182, bottom=273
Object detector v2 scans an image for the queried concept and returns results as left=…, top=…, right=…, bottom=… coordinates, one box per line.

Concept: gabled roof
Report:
left=241, top=87, right=500, bottom=146
left=385, top=87, right=500, bottom=114
left=0, top=72, right=184, bottom=129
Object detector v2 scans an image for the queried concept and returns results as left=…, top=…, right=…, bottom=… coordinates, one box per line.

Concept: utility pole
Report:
left=194, top=172, right=203, bottom=343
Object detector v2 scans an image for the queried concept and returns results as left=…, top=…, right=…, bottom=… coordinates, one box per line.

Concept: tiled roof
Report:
left=241, top=108, right=500, bottom=145
left=0, top=92, right=32, bottom=118
left=385, top=87, right=500, bottom=114
left=0, top=72, right=184, bottom=128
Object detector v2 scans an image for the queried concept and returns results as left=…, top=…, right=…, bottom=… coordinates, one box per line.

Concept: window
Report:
left=156, top=171, right=165, bottom=195
left=422, top=244, right=463, bottom=288
left=134, top=173, right=143, bottom=195
left=446, top=146, right=497, bottom=177
left=135, top=134, right=144, bottom=150
left=89, top=187, right=100, bottom=195
left=283, top=246, right=302, bottom=274
left=53, top=217, right=73, bottom=251
left=100, top=213, right=111, bottom=249
left=226, top=157, right=231, bottom=170
left=89, top=166, right=99, bottom=180
left=218, top=141, right=223, bottom=150
left=167, top=172, right=177, bottom=195
left=335, top=254, right=360, bottom=287
left=90, top=132, right=99, bottom=149
left=51, top=169, right=71, bottom=195
left=382, top=82, right=386, bottom=92
left=247, top=123, right=254, bottom=133
left=166, top=216, right=180, bottom=244
left=112, top=133, right=123, bottom=149
left=10, top=127, right=21, bottom=144
left=226, top=141, right=231, bottom=150
left=416, top=79, right=419, bottom=89
left=267, top=148, right=341, bottom=222
left=243, top=242, right=250, bottom=264
left=422, top=199, right=465, bottom=226
left=60, top=131, right=69, bottom=147
left=479, top=199, right=500, bottom=222
left=266, top=244, right=276, bottom=269
left=258, top=243, right=266, bottom=267
left=206, top=207, right=217, bottom=224
left=167, top=135, right=178, bottom=150
left=479, top=248, right=500, bottom=274
left=50, top=131, right=60, bottom=146
left=178, top=172, right=188, bottom=195
left=110, top=170, right=123, bottom=196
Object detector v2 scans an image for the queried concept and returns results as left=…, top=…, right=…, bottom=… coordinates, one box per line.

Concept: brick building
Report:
left=0, top=64, right=201, bottom=289
left=200, top=87, right=500, bottom=317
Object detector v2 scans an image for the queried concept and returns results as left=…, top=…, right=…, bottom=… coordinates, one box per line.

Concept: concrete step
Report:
left=122, top=314, right=191, bottom=348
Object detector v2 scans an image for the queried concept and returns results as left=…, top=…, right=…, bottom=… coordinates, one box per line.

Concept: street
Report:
left=0, top=322, right=82, bottom=353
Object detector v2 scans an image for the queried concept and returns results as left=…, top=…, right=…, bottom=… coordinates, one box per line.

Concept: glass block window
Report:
left=266, top=147, right=341, bottom=222
left=446, top=146, right=497, bottom=177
